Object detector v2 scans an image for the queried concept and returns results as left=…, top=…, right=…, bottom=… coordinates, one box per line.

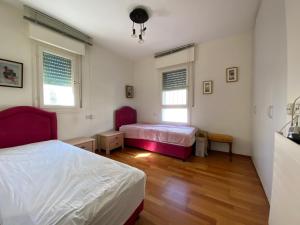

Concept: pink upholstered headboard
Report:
left=115, top=106, right=137, bottom=130
left=0, top=106, right=57, bottom=148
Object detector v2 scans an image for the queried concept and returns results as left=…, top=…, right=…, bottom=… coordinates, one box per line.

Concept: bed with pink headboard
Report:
left=0, top=106, right=144, bottom=225
left=115, top=106, right=195, bottom=160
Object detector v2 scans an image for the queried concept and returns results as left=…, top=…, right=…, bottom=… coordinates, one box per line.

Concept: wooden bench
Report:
left=207, top=133, right=233, bottom=161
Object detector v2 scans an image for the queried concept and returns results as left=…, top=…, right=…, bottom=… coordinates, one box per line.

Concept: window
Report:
left=38, top=46, right=80, bottom=108
left=161, top=68, right=188, bottom=123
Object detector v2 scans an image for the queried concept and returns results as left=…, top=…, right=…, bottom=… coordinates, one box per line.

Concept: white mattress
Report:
left=0, top=140, right=145, bottom=225
left=120, top=123, right=197, bottom=147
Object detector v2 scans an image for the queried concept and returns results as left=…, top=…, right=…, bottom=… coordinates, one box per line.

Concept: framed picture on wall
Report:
left=203, top=80, right=213, bottom=94
left=125, top=85, right=134, bottom=98
left=226, top=67, right=238, bottom=82
left=0, top=58, right=23, bottom=88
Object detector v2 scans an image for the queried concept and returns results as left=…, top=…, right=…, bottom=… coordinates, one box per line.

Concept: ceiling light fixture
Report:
left=130, top=7, right=149, bottom=44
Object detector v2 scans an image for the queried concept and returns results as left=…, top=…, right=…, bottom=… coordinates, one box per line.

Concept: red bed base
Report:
left=125, top=138, right=193, bottom=160
left=124, top=200, right=144, bottom=225
left=115, top=106, right=194, bottom=160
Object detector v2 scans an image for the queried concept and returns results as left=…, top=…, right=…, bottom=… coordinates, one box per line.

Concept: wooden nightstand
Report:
left=64, top=137, right=96, bottom=153
left=97, top=131, right=124, bottom=155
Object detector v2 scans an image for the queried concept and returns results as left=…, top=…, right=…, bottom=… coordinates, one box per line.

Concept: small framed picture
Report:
left=125, top=85, right=134, bottom=98
left=0, top=58, right=23, bottom=88
left=203, top=80, right=213, bottom=94
left=226, top=67, right=238, bottom=82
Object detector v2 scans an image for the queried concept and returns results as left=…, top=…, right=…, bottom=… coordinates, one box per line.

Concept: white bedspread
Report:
left=120, top=123, right=197, bottom=147
left=0, top=140, right=145, bottom=225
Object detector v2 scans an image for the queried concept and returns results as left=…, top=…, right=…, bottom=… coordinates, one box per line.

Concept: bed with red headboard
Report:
left=0, top=106, right=57, bottom=148
left=115, top=106, right=137, bottom=130
left=115, top=106, right=195, bottom=160
left=0, top=106, right=144, bottom=225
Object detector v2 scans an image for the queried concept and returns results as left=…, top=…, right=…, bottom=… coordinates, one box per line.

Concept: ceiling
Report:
left=15, top=0, right=260, bottom=60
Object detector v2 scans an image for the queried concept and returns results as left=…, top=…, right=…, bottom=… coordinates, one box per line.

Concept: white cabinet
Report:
left=269, top=133, right=300, bottom=225
left=252, top=0, right=287, bottom=201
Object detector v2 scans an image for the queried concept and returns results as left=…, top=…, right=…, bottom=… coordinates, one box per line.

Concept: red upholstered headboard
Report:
left=0, top=106, right=57, bottom=148
left=115, top=106, right=137, bottom=130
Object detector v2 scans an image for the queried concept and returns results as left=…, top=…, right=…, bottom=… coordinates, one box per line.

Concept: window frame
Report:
left=37, top=44, right=81, bottom=110
left=160, top=64, right=190, bottom=125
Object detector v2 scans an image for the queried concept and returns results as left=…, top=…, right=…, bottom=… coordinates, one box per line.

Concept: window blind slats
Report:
left=43, top=52, right=72, bottom=86
left=162, top=69, right=187, bottom=90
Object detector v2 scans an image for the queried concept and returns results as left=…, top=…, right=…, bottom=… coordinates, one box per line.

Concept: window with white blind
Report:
left=161, top=68, right=188, bottom=123
left=38, top=46, right=80, bottom=108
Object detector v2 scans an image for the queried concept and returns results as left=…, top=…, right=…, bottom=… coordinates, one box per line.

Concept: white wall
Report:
left=0, top=1, right=135, bottom=140
left=88, top=45, right=135, bottom=136
left=252, top=0, right=287, bottom=201
left=133, top=32, right=253, bottom=156
left=285, top=0, right=300, bottom=102
left=0, top=1, right=32, bottom=106
left=55, top=44, right=135, bottom=140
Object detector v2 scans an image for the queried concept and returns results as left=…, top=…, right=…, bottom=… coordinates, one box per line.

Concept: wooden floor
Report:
left=100, top=148, right=269, bottom=225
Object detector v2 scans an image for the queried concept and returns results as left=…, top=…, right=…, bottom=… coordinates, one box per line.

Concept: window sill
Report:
left=39, top=106, right=84, bottom=114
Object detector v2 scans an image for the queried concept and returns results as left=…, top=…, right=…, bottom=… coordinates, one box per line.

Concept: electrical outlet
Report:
left=287, top=103, right=300, bottom=115
left=85, top=114, right=94, bottom=120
